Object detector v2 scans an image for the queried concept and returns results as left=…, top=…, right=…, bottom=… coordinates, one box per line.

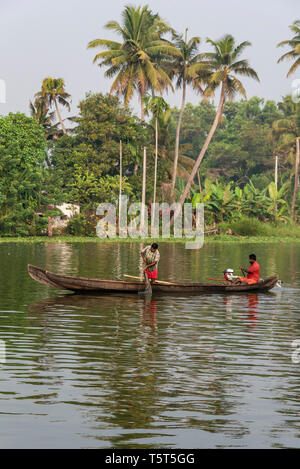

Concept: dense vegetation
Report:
left=0, top=6, right=299, bottom=237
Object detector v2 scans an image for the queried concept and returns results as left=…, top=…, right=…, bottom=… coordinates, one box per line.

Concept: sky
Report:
left=0, top=0, right=299, bottom=119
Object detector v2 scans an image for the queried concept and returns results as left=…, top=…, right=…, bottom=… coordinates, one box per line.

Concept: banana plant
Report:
left=175, top=177, right=199, bottom=201
left=266, top=181, right=290, bottom=220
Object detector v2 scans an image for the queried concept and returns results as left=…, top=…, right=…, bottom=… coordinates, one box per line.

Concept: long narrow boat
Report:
left=28, top=264, right=279, bottom=294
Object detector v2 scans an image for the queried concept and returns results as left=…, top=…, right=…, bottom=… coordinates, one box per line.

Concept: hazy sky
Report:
left=0, top=0, right=299, bottom=119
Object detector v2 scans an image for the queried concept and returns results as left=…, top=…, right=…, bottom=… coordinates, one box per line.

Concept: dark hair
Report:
left=151, top=243, right=158, bottom=249
left=249, top=253, right=256, bottom=260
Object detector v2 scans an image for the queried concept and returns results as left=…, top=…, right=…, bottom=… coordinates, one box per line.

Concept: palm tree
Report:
left=273, top=97, right=299, bottom=159
left=88, top=5, right=177, bottom=120
left=144, top=94, right=169, bottom=205
left=277, top=20, right=300, bottom=77
left=273, top=98, right=300, bottom=220
left=35, top=77, right=71, bottom=135
left=170, top=29, right=207, bottom=188
left=178, top=34, right=259, bottom=207
left=29, top=95, right=60, bottom=140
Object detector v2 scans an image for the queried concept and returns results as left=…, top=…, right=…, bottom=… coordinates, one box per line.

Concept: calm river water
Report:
left=0, top=241, right=299, bottom=448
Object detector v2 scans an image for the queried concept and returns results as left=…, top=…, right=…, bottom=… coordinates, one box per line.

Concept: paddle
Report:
left=205, top=276, right=228, bottom=282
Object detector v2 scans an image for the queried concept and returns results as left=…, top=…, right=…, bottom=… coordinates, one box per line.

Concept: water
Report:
left=0, top=241, right=299, bottom=448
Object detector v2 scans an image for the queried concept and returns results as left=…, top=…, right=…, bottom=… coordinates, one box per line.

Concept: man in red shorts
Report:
left=141, top=243, right=160, bottom=284
left=236, top=253, right=260, bottom=285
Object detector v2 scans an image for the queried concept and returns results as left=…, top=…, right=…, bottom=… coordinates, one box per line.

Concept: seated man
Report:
left=233, top=254, right=260, bottom=285
left=141, top=243, right=160, bottom=283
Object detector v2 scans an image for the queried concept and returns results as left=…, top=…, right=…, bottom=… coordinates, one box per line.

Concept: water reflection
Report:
left=247, top=294, right=258, bottom=328
left=24, top=292, right=259, bottom=447
left=0, top=242, right=300, bottom=448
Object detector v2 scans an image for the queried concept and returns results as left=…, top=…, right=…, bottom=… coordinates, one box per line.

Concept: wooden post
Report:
left=153, top=117, right=158, bottom=205
left=275, top=155, right=278, bottom=190
left=291, top=138, right=300, bottom=221
left=141, top=147, right=147, bottom=234
left=197, top=170, right=202, bottom=193
left=274, top=155, right=278, bottom=216
left=48, top=217, right=53, bottom=238
left=119, top=140, right=122, bottom=230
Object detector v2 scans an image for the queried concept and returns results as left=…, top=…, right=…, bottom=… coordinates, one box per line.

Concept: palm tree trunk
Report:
left=153, top=117, right=158, bottom=205
left=291, top=137, right=300, bottom=221
left=140, top=91, right=145, bottom=122
left=172, top=79, right=186, bottom=188
left=119, top=139, right=122, bottom=230
left=133, top=91, right=146, bottom=176
left=141, top=147, right=147, bottom=234
left=179, top=81, right=226, bottom=207
left=54, top=97, right=66, bottom=135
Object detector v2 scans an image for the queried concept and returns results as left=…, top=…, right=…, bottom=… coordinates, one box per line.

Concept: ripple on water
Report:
left=0, top=242, right=300, bottom=448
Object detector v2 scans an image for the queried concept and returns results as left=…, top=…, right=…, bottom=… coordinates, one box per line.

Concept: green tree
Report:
left=144, top=94, right=169, bottom=204
left=170, top=29, right=206, bottom=188
left=51, top=93, right=148, bottom=207
left=272, top=96, right=300, bottom=165
left=278, top=20, right=300, bottom=76
left=88, top=4, right=177, bottom=120
left=35, top=77, right=71, bottom=135
left=0, top=113, right=48, bottom=235
left=29, top=95, right=60, bottom=141
left=179, top=34, right=259, bottom=207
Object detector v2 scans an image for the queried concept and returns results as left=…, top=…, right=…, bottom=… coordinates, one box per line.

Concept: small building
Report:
left=52, top=203, right=80, bottom=229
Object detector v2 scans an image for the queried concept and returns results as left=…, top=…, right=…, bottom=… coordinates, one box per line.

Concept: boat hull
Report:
left=28, top=264, right=279, bottom=294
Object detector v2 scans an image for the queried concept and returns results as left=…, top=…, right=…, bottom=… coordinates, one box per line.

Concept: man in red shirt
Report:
left=238, top=254, right=260, bottom=285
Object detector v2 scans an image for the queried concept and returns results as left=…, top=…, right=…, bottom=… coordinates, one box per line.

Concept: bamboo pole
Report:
left=119, top=140, right=122, bottom=227
left=153, top=117, right=158, bottom=205
left=275, top=155, right=278, bottom=215
left=141, top=147, right=147, bottom=234
left=291, top=138, right=300, bottom=221
left=197, top=170, right=202, bottom=193
left=123, top=274, right=174, bottom=285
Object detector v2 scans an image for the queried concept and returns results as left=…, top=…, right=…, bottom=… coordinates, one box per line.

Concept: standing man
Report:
left=141, top=243, right=160, bottom=283
left=236, top=253, right=260, bottom=285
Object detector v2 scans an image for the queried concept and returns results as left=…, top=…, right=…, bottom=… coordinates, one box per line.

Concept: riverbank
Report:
left=0, top=235, right=300, bottom=243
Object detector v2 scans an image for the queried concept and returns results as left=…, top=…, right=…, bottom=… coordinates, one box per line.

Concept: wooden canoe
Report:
left=28, top=264, right=279, bottom=294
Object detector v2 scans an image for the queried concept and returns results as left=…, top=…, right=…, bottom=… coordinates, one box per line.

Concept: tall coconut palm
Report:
left=272, top=97, right=299, bottom=160
left=29, top=95, right=59, bottom=140
left=35, top=77, right=71, bottom=135
left=273, top=98, right=300, bottom=220
left=144, top=94, right=169, bottom=205
left=170, top=29, right=207, bottom=188
left=277, top=20, right=300, bottom=77
left=179, top=35, right=259, bottom=208
left=88, top=5, right=177, bottom=120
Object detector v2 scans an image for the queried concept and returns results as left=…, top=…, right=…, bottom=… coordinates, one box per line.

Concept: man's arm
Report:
left=141, top=247, right=147, bottom=262
left=143, top=261, right=156, bottom=273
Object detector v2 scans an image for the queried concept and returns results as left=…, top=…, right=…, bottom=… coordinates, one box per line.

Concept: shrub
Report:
left=230, top=217, right=269, bottom=236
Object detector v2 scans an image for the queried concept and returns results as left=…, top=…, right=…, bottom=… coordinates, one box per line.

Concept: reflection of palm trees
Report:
left=27, top=291, right=252, bottom=447
left=28, top=294, right=163, bottom=447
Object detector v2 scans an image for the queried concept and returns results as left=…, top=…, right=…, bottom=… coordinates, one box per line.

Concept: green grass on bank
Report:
left=0, top=236, right=300, bottom=245
left=0, top=218, right=299, bottom=244
left=219, top=217, right=300, bottom=238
